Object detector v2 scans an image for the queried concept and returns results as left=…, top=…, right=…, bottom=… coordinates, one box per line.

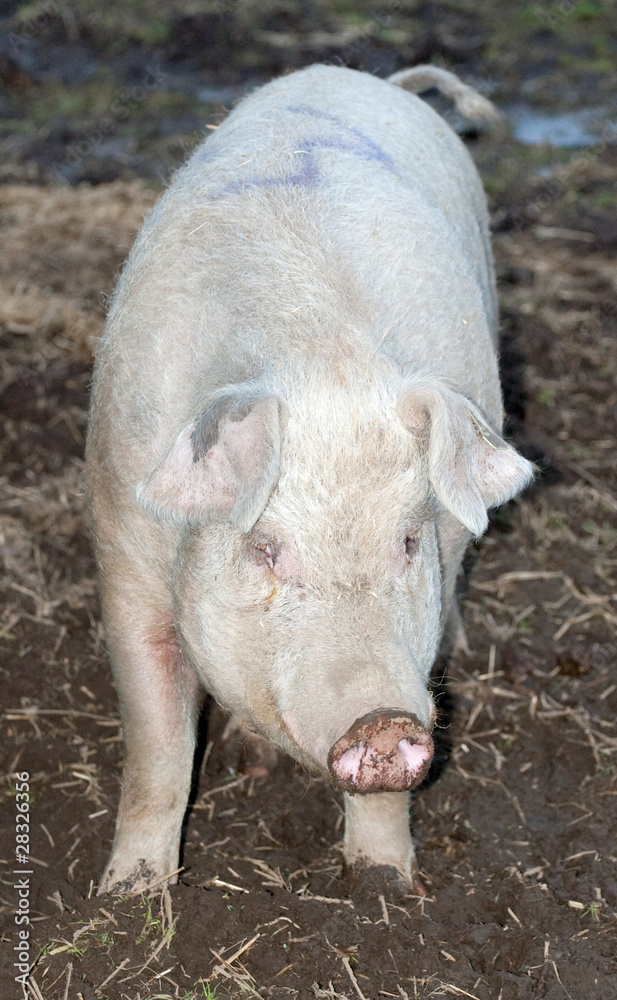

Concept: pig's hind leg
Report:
left=97, top=554, right=202, bottom=895
left=221, top=714, right=278, bottom=779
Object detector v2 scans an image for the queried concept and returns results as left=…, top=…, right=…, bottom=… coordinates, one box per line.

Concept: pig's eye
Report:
left=405, top=532, right=421, bottom=562
left=252, top=542, right=276, bottom=569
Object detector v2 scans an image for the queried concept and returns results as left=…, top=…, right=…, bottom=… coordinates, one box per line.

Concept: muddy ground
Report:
left=1, top=3, right=617, bottom=999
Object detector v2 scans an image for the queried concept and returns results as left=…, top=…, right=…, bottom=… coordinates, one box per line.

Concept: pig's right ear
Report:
left=398, top=379, right=534, bottom=537
left=136, top=394, right=287, bottom=532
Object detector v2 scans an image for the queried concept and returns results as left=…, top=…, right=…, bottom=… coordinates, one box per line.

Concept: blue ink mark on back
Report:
left=285, top=104, right=397, bottom=172
left=206, top=103, right=398, bottom=200
left=210, top=148, right=320, bottom=200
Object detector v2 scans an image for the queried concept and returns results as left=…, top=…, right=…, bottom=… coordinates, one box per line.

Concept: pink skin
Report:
left=337, top=742, right=374, bottom=783
left=397, top=738, right=431, bottom=777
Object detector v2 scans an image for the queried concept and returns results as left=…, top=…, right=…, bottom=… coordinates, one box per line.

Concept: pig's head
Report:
left=137, top=368, right=533, bottom=793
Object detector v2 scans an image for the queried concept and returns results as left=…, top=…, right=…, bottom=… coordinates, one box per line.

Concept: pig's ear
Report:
left=137, top=394, right=287, bottom=532
left=398, top=381, right=534, bottom=536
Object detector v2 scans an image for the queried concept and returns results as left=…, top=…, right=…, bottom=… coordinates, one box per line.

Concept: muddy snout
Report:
left=328, top=709, right=434, bottom=794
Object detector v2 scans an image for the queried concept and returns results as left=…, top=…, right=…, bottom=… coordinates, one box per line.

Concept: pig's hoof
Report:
left=241, top=732, right=277, bottom=778
left=97, top=858, right=162, bottom=896
left=328, top=710, right=433, bottom=793
left=343, top=861, right=416, bottom=899
left=221, top=718, right=277, bottom=778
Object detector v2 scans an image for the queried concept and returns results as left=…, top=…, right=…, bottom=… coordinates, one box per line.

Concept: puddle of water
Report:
left=197, top=84, right=248, bottom=104
left=505, top=104, right=606, bottom=147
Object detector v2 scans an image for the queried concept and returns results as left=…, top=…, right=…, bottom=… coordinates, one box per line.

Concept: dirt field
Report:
left=1, top=4, right=617, bottom=999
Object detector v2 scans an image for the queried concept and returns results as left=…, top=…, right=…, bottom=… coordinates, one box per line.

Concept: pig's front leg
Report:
left=343, top=791, right=424, bottom=893
left=97, top=559, right=202, bottom=895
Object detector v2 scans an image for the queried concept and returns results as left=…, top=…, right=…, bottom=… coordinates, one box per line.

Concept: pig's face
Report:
left=172, top=428, right=442, bottom=777
left=139, top=366, right=533, bottom=788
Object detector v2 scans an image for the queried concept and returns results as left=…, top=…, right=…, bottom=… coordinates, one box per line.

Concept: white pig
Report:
left=86, top=64, right=533, bottom=895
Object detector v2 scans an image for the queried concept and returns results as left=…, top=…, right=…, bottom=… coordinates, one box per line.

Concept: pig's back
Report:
left=91, top=65, right=500, bottom=480
left=180, top=65, right=495, bottom=328
left=196, top=65, right=491, bottom=252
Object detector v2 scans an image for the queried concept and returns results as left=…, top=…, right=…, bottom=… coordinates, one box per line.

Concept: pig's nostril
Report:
left=398, top=738, right=431, bottom=778
left=336, top=742, right=367, bottom=782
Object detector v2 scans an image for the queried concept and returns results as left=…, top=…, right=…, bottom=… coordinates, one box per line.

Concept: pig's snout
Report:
left=328, top=709, right=433, bottom=794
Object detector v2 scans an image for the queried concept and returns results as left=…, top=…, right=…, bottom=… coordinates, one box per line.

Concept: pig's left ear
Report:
left=137, top=392, right=287, bottom=532
left=398, top=381, right=534, bottom=536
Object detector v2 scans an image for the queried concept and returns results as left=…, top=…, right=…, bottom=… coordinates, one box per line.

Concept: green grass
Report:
left=581, top=900, right=602, bottom=921
left=136, top=893, right=163, bottom=943
left=591, top=190, right=617, bottom=209
left=538, top=385, right=557, bottom=408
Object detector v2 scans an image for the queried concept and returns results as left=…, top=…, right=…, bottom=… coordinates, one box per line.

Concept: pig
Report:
left=86, top=63, right=533, bottom=896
